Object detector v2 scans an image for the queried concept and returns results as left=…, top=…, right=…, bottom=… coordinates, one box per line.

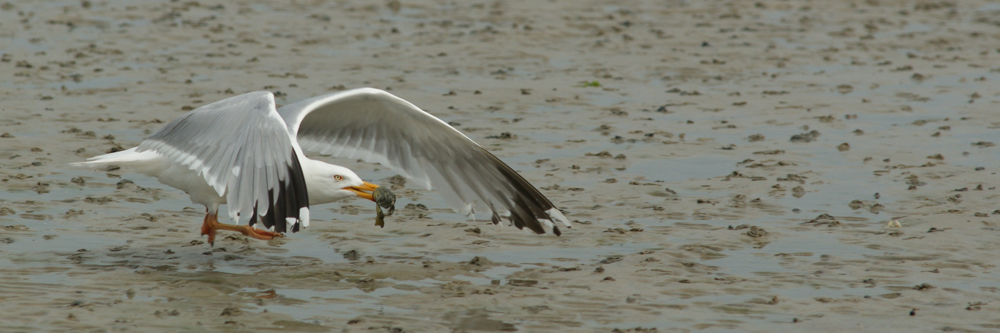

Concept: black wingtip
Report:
left=248, top=152, right=310, bottom=233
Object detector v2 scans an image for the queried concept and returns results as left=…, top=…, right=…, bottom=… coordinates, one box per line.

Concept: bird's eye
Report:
left=334, top=175, right=344, bottom=181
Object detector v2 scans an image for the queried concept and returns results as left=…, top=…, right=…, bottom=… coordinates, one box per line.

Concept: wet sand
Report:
left=2, top=0, right=1000, bottom=331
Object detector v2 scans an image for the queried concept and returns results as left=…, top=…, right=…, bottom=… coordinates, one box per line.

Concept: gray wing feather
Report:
left=136, top=92, right=308, bottom=229
left=277, top=88, right=570, bottom=235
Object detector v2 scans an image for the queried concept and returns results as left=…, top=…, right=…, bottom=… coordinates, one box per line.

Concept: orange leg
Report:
left=200, top=212, right=283, bottom=246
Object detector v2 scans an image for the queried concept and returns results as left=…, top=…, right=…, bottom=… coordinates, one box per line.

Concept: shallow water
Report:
left=3, top=0, right=1000, bottom=331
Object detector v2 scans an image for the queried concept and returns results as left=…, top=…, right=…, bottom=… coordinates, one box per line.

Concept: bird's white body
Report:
left=73, top=88, right=571, bottom=237
left=78, top=148, right=358, bottom=220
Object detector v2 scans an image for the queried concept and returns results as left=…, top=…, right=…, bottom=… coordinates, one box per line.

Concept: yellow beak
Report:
left=344, top=181, right=379, bottom=201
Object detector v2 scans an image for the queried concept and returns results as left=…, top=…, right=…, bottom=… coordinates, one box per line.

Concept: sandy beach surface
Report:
left=2, top=0, right=1000, bottom=331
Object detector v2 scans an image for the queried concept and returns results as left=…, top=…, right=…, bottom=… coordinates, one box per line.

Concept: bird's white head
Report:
left=302, top=160, right=381, bottom=205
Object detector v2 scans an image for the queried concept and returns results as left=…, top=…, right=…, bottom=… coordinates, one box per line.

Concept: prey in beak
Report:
left=344, top=181, right=397, bottom=227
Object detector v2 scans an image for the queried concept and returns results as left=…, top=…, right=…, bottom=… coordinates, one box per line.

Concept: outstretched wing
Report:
left=277, top=88, right=570, bottom=235
left=137, top=91, right=310, bottom=233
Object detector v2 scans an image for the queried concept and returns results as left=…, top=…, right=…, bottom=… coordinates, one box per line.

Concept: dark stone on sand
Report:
left=848, top=200, right=864, bottom=210
left=746, top=226, right=768, bottom=238
left=599, top=255, right=623, bottom=264
left=585, top=151, right=613, bottom=158
left=508, top=279, right=538, bottom=287
left=790, top=130, right=821, bottom=143
left=343, top=250, right=361, bottom=261
left=792, top=186, right=805, bottom=198
left=485, top=132, right=513, bottom=139
left=804, top=214, right=840, bottom=227
left=971, top=141, right=995, bottom=147
left=220, top=307, right=242, bottom=316
left=468, top=256, right=492, bottom=266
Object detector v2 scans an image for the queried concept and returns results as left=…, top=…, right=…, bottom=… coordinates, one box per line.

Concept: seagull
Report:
left=73, top=88, right=571, bottom=245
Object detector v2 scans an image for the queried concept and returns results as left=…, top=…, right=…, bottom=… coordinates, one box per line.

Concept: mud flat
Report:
left=2, top=0, right=1000, bottom=331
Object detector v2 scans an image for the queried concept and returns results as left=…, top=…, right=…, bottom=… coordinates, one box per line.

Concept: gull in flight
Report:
left=73, top=88, right=571, bottom=245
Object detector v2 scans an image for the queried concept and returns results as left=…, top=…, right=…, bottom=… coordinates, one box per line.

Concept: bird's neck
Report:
left=301, top=158, right=355, bottom=205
